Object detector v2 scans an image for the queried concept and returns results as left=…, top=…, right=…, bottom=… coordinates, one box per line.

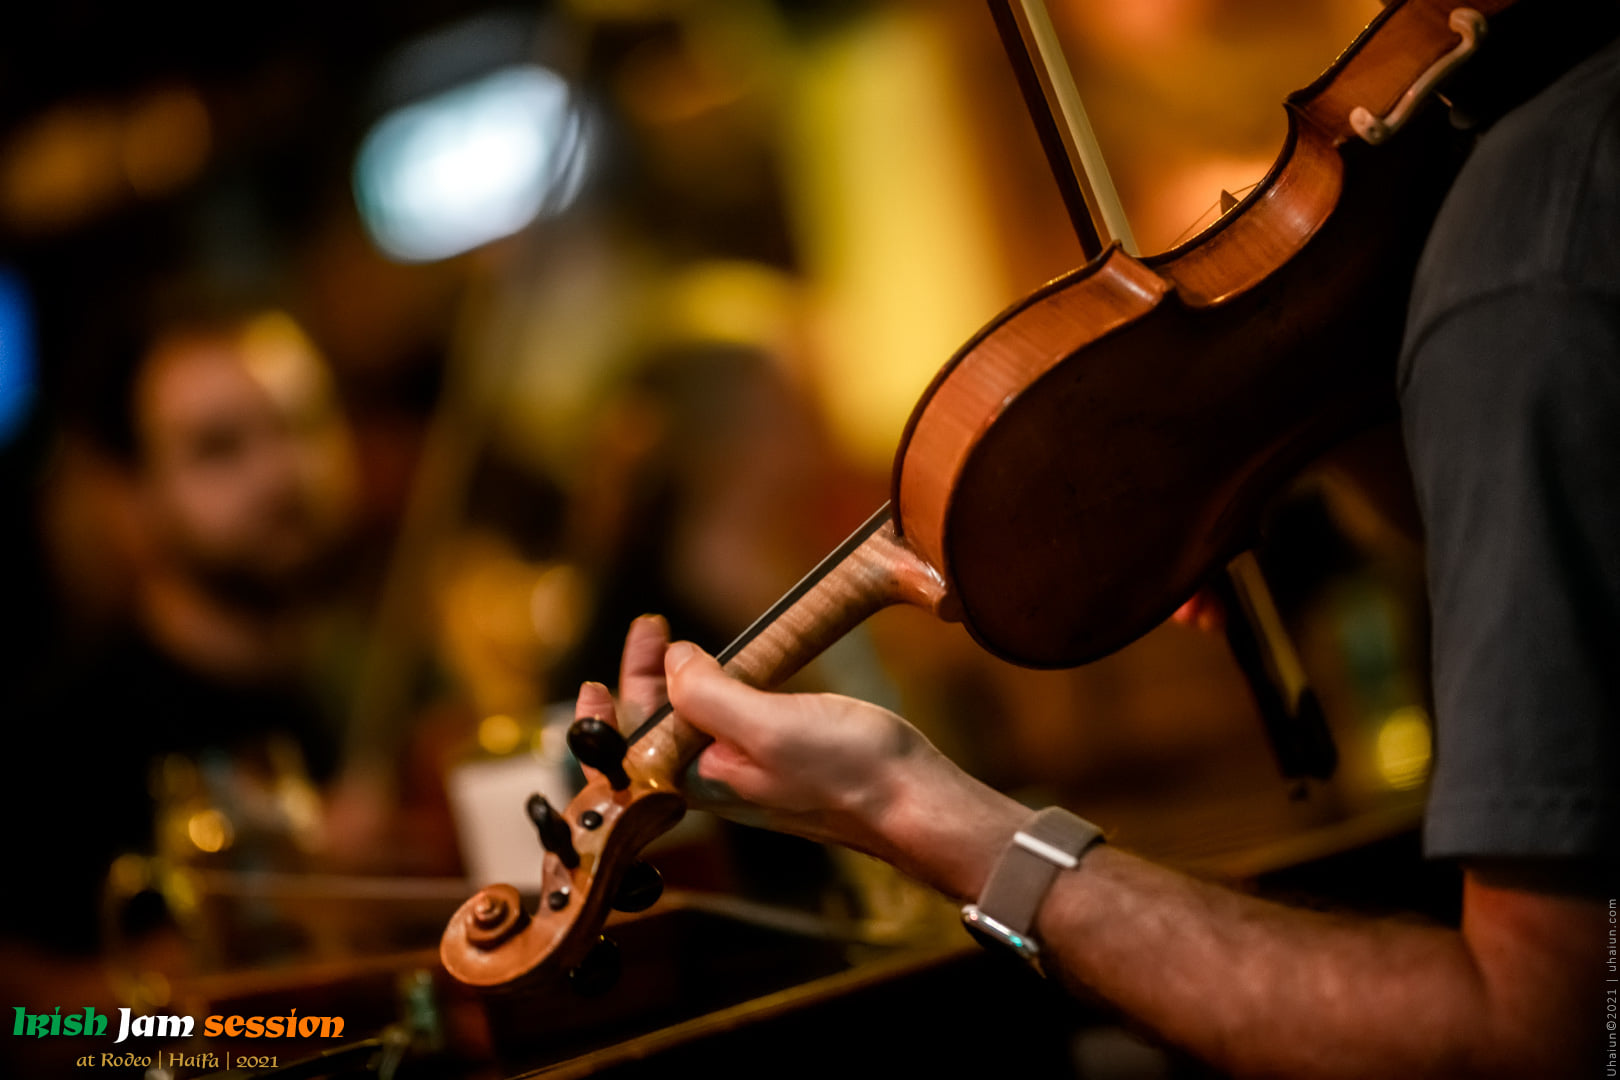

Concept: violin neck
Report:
left=622, top=505, right=952, bottom=783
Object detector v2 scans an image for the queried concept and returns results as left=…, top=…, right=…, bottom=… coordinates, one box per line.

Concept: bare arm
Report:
left=579, top=618, right=1606, bottom=1079
left=1022, top=849, right=1598, bottom=1079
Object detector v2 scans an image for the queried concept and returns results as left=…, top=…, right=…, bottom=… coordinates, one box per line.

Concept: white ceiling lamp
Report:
left=354, top=62, right=592, bottom=263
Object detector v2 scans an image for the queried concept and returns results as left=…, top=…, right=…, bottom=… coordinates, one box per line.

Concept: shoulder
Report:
left=1395, top=44, right=1620, bottom=867
left=1402, top=34, right=1620, bottom=366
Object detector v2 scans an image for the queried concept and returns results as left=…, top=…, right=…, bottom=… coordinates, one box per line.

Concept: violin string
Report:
left=1168, top=180, right=1261, bottom=249
left=625, top=504, right=895, bottom=746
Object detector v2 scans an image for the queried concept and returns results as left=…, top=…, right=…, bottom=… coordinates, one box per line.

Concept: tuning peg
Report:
left=525, top=793, right=579, bottom=870
left=567, top=717, right=631, bottom=790
left=611, top=861, right=663, bottom=913
left=568, top=935, right=622, bottom=997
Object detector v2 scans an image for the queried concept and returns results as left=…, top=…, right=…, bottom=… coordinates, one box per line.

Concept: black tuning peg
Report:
left=567, top=717, right=631, bottom=790
left=568, top=935, right=622, bottom=997
left=525, top=793, right=579, bottom=870
left=611, top=861, right=663, bottom=913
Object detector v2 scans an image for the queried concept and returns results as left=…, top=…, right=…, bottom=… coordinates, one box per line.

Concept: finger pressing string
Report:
left=619, top=614, right=671, bottom=722
left=664, top=642, right=777, bottom=746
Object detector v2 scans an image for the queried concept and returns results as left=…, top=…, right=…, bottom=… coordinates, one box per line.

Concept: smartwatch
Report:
left=961, top=806, right=1104, bottom=964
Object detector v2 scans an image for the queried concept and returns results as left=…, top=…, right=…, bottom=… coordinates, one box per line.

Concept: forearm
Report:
left=1034, top=846, right=1489, bottom=1079
left=660, top=645, right=1592, bottom=1078
left=874, top=765, right=1585, bottom=1080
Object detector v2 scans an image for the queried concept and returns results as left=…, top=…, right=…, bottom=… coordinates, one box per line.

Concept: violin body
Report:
left=896, top=0, right=1505, bottom=668
left=442, top=0, right=1516, bottom=995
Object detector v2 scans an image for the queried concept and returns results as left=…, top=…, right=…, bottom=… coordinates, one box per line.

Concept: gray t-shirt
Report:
left=1400, top=36, right=1620, bottom=861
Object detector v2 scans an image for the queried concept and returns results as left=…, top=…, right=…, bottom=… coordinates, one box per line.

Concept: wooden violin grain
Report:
left=893, top=0, right=1507, bottom=667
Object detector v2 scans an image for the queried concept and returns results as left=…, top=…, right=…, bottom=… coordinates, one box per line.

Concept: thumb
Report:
left=664, top=641, right=779, bottom=748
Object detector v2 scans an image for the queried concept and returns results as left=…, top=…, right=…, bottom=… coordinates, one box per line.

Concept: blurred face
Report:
left=133, top=316, right=356, bottom=606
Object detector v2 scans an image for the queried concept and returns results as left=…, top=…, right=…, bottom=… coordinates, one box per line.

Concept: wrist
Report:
left=867, top=747, right=1027, bottom=902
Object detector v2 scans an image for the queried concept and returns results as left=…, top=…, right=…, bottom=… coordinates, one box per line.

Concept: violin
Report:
left=441, top=0, right=1510, bottom=993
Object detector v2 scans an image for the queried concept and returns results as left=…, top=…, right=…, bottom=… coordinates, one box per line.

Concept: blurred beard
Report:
left=176, top=512, right=349, bottom=616
left=185, top=553, right=332, bottom=614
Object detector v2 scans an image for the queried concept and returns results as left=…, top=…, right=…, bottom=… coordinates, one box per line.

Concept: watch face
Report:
left=961, top=904, right=1040, bottom=962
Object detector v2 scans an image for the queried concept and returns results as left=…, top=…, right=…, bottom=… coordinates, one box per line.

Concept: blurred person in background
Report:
left=2, top=291, right=360, bottom=962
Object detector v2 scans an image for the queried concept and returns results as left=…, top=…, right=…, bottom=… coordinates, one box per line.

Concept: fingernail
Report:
left=579, top=680, right=610, bottom=700
left=665, top=641, right=698, bottom=673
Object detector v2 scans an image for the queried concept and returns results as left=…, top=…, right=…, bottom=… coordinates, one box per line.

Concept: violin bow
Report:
left=986, top=0, right=1336, bottom=782
left=986, top=0, right=1139, bottom=258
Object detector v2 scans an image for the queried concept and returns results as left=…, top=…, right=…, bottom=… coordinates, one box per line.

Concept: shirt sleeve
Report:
left=1400, top=284, right=1620, bottom=861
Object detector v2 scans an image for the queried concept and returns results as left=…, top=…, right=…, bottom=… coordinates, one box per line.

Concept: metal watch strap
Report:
left=973, top=807, right=1103, bottom=943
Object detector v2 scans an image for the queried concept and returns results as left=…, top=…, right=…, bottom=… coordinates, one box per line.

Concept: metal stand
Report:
left=1212, top=552, right=1338, bottom=785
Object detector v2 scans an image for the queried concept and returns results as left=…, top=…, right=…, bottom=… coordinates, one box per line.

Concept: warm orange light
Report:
left=0, top=84, right=211, bottom=232
left=530, top=563, right=589, bottom=652
left=107, top=853, right=152, bottom=896
left=479, top=714, right=524, bottom=755
left=186, top=809, right=234, bottom=854
left=121, top=86, right=211, bottom=198
left=240, top=312, right=330, bottom=412
left=788, top=9, right=1005, bottom=468
left=0, top=103, right=122, bottom=231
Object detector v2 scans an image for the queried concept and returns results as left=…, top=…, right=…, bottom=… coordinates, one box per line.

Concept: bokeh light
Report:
left=353, top=64, right=592, bottom=262
left=478, top=713, right=523, bottom=756
left=1375, top=705, right=1433, bottom=791
left=186, top=808, right=235, bottom=854
left=0, top=268, right=36, bottom=446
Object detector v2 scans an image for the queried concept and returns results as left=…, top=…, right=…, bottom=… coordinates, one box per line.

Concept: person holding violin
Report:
left=573, top=20, right=1619, bottom=1080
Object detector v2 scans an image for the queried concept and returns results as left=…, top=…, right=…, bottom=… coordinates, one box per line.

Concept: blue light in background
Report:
left=0, top=268, right=37, bottom=446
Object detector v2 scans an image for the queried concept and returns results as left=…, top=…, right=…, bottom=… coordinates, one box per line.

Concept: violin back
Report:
left=893, top=0, right=1489, bottom=667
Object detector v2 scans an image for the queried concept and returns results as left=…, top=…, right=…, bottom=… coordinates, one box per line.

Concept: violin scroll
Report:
left=440, top=765, right=686, bottom=990
left=441, top=512, right=951, bottom=992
